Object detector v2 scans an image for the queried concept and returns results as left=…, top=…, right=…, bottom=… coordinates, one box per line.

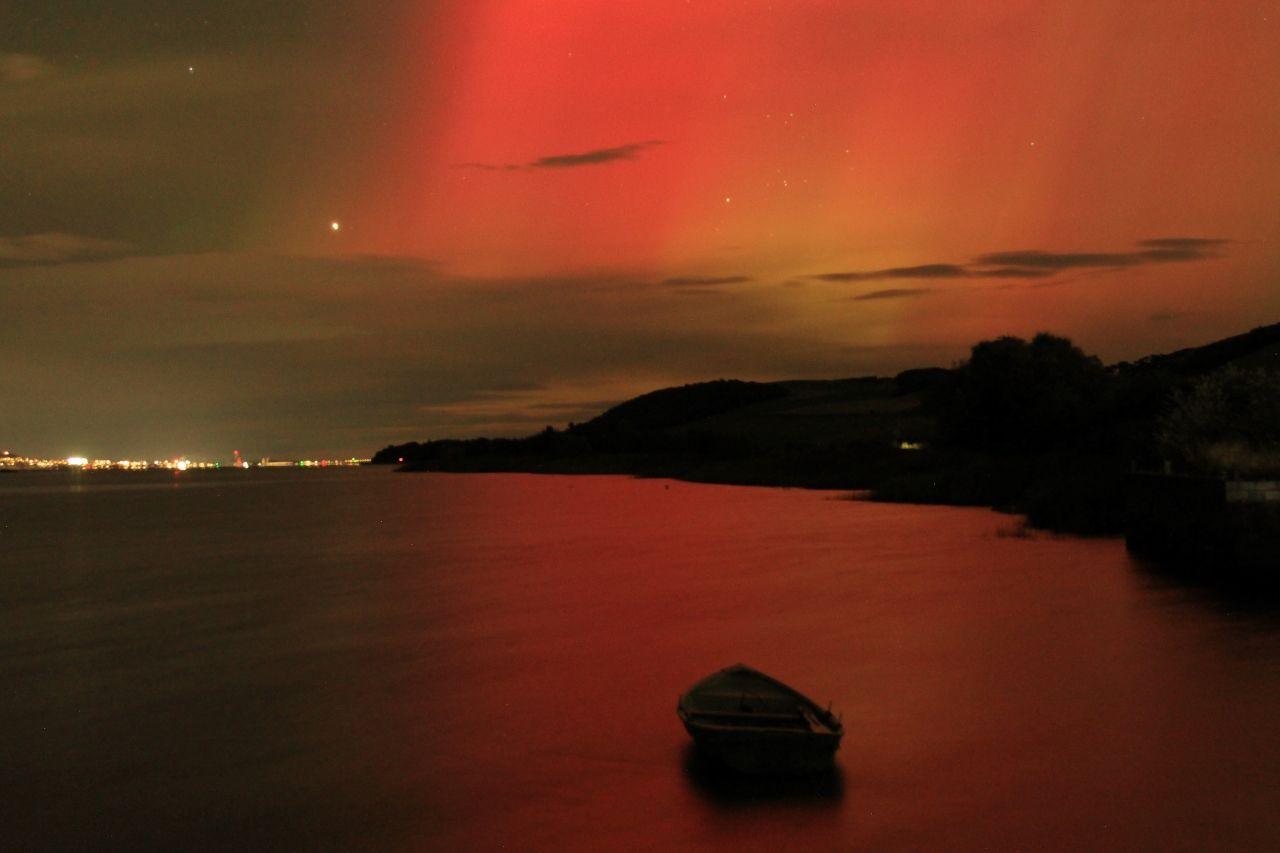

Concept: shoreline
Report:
left=389, top=456, right=1064, bottom=528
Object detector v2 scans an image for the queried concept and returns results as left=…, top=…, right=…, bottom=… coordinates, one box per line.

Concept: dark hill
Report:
left=1123, top=321, right=1280, bottom=376
left=372, top=320, right=1279, bottom=532
left=372, top=371, right=937, bottom=481
left=580, top=379, right=790, bottom=434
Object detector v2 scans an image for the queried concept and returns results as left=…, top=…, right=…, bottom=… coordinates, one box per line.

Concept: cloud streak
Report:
left=816, top=238, right=1228, bottom=287
left=815, top=264, right=969, bottom=283
left=455, top=140, right=666, bottom=172
left=661, top=275, right=753, bottom=287
left=1137, top=238, right=1230, bottom=250
left=532, top=140, right=665, bottom=168
left=851, top=288, right=935, bottom=301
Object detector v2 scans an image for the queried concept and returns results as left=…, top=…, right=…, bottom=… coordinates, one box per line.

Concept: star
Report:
left=187, top=66, right=195, bottom=74
left=330, top=221, right=341, bottom=232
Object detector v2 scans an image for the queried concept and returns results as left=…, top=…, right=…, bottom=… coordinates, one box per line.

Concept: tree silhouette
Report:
left=939, top=333, right=1110, bottom=453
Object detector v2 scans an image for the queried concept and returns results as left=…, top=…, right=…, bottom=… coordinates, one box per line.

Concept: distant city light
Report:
left=0, top=455, right=369, bottom=471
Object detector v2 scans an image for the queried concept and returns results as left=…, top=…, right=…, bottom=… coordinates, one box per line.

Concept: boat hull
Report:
left=682, top=720, right=841, bottom=774
left=677, top=664, right=843, bottom=775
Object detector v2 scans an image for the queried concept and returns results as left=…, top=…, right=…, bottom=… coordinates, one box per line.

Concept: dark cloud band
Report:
left=814, top=264, right=968, bottom=282
left=851, top=288, right=934, bottom=301
left=456, top=139, right=666, bottom=172
left=662, top=275, right=753, bottom=287
left=816, top=238, right=1227, bottom=286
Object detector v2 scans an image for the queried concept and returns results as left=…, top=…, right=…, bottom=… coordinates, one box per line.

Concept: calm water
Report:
left=2, top=468, right=1278, bottom=850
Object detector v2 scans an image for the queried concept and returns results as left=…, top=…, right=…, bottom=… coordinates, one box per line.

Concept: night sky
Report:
left=3, top=2, right=1278, bottom=459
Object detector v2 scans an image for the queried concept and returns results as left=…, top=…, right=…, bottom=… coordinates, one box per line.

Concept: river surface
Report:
left=2, top=468, right=1278, bottom=850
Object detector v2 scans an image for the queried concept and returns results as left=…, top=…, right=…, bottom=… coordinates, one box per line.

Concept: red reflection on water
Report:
left=381, top=475, right=1280, bottom=850
left=4, top=470, right=1278, bottom=849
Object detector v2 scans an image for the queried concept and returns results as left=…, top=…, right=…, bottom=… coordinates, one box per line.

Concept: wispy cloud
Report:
left=815, top=264, right=968, bottom=283
left=973, top=266, right=1057, bottom=279
left=851, top=287, right=935, bottom=301
left=455, top=139, right=666, bottom=172
left=815, top=238, right=1229, bottom=287
left=0, top=232, right=135, bottom=267
left=661, top=275, right=753, bottom=287
left=533, top=140, right=665, bottom=168
left=975, top=239, right=1227, bottom=270
left=1134, top=238, right=1231, bottom=262
left=974, top=250, right=1140, bottom=269
left=1137, top=238, right=1230, bottom=250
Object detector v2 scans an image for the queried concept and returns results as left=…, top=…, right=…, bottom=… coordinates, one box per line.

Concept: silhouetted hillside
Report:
left=581, top=380, right=789, bottom=433
left=373, top=373, right=934, bottom=478
left=373, top=320, right=1280, bottom=533
left=1122, top=321, right=1280, bottom=376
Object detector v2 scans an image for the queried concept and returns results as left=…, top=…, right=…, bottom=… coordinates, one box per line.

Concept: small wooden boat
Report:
left=677, top=664, right=843, bottom=774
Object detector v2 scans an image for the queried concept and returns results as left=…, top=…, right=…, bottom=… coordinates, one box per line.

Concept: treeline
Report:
left=876, top=334, right=1166, bottom=532
left=373, top=323, right=1280, bottom=535
left=872, top=329, right=1279, bottom=532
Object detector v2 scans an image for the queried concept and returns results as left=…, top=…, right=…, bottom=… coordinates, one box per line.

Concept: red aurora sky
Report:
left=340, top=3, right=1279, bottom=273
left=2, top=1, right=1278, bottom=456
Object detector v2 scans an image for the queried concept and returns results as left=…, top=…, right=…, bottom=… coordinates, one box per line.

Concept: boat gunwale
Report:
left=679, top=713, right=844, bottom=739
left=677, top=664, right=843, bottom=735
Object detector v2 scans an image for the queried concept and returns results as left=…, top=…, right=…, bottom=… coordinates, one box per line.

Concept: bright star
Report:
left=330, top=221, right=341, bottom=232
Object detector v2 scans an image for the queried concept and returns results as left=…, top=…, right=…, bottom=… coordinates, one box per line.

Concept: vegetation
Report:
left=1157, top=367, right=1280, bottom=478
left=937, top=334, right=1111, bottom=454
left=875, top=333, right=1127, bottom=532
left=374, top=321, right=1280, bottom=535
